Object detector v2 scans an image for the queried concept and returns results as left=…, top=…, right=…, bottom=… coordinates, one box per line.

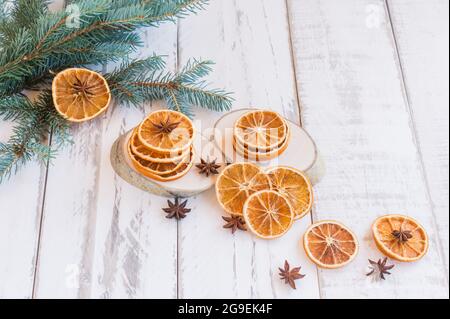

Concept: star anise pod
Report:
left=278, top=260, right=306, bottom=289
left=366, top=257, right=395, bottom=280
left=152, top=117, right=180, bottom=134
left=196, top=157, right=221, bottom=177
left=222, top=215, right=246, bottom=234
left=162, top=198, right=191, bottom=220
left=392, top=229, right=413, bottom=243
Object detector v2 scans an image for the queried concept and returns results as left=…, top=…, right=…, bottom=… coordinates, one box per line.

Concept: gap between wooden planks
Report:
left=0, top=0, right=448, bottom=299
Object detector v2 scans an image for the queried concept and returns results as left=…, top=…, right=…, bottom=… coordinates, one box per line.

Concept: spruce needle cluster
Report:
left=0, top=0, right=233, bottom=182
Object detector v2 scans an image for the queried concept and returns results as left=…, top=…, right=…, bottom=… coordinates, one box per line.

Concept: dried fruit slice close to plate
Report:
left=215, top=162, right=272, bottom=216
left=128, top=138, right=191, bottom=177
left=266, top=166, right=313, bottom=220
left=243, top=190, right=294, bottom=239
left=130, top=128, right=186, bottom=163
left=233, top=123, right=290, bottom=161
left=138, top=110, right=194, bottom=154
left=303, top=221, right=359, bottom=269
left=372, top=214, right=428, bottom=262
left=128, top=145, right=194, bottom=182
left=234, top=110, right=287, bottom=151
left=52, top=68, right=111, bottom=122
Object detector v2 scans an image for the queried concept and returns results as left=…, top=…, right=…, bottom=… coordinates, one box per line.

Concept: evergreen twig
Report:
left=0, top=91, right=69, bottom=182
left=107, top=58, right=233, bottom=116
left=0, top=0, right=233, bottom=183
left=0, top=0, right=210, bottom=96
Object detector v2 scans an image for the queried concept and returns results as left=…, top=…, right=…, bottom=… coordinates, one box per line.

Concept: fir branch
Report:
left=0, top=0, right=10, bottom=21
left=0, top=0, right=210, bottom=97
left=106, top=58, right=233, bottom=116
left=11, top=0, right=49, bottom=29
left=0, top=0, right=233, bottom=183
left=0, top=91, right=69, bottom=182
left=177, top=83, right=233, bottom=112
left=0, top=140, right=55, bottom=183
left=0, top=94, right=35, bottom=121
left=0, top=143, right=31, bottom=183
left=142, top=0, right=209, bottom=23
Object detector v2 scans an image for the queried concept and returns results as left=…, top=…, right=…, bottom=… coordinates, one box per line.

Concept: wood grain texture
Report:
left=0, top=0, right=65, bottom=299
left=89, top=24, right=180, bottom=299
left=0, top=123, right=46, bottom=298
left=1, top=0, right=448, bottom=299
left=33, top=24, right=179, bottom=298
left=287, top=0, right=449, bottom=298
left=177, top=0, right=320, bottom=299
left=387, top=0, right=449, bottom=277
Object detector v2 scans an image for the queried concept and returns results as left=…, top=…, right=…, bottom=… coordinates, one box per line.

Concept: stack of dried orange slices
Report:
left=216, top=163, right=314, bottom=239
left=233, top=110, right=290, bottom=161
left=127, top=110, right=195, bottom=182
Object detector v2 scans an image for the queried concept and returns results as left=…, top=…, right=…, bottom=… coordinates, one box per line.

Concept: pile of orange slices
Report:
left=216, top=163, right=314, bottom=239
left=215, top=162, right=361, bottom=269
left=127, top=110, right=196, bottom=182
left=233, top=110, right=290, bottom=161
left=215, top=161, right=429, bottom=269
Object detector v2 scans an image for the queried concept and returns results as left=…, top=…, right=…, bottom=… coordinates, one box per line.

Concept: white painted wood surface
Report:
left=287, top=0, right=448, bottom=298
left=0, top=122, right=45, bottom=298
left=0, top=0, right=448, bottom=299
left=387, top=0, right=449, bottom=276
left=177, top=0, right=320, bottom=299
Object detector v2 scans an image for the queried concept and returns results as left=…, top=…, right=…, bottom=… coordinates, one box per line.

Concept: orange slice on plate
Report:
left=215, top=162, right=272, bottom=216
left=128, top=141, right=192, bottom=177
left=128, top=146, right=194, bottom=182
left=52, top=68, right=111, bottom=122
left=234, top=110, right=287, bottom=151
left=129, top=128, right=186, bottom=163
left=266, top=166, right=313, bottom=220
left=233, top=124, right=290, bottom=161
left=303, top=221, right=359, bottom=269
left=372, top=214, right=428, bottom=262
left=243, top=190, right=294, bottom=239
left=138, top=110, right=194, bottom=154
left=139, top=159, right=193, bottom=182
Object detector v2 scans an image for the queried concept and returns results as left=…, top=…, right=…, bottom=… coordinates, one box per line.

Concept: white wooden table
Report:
left=0, top=0, right=448, bottom=299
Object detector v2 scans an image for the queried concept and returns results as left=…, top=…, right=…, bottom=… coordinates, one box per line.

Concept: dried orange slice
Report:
left=128, top=140, right=192, bottom=177
left=215, top=163, right=271, bottom=216
left=303, top=221, right=358, bottom=269
left=234, top=110, right=287, bottom=151
left=372, top=214, right=428, bottom=262
left=266, top=166, right=313, bottom=220
left=140, top=159, right=193, bottom=182
left=233, top=124, right=290, bottom=161
left=128, top=145, right=194, bottom=182
left=138, top=110, right=194, bottom=154
left=52, top=68, right=111, bottom=122
left=129, top=128, right=186, bottom=164
left=243, top=190, right=294, bottom=239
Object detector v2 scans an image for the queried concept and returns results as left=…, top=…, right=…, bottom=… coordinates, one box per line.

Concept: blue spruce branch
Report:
left=106, top=58, right=233, bottom=117
left=0, top=0, right=233, bottom=183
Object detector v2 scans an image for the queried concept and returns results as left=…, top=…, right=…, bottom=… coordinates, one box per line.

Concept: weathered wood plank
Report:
left=387, top=0, right=449, bottom=277
left=32, top=23, right=179, bottom=298
left=0, top=123, right=45, bottom=298
left=0, top=0, right=64, bottom=299
left=287, top=0, right=449, bottom=298
left=177, top=0, right=320, bottom=298
left=89, top=24, right=179, bottom=299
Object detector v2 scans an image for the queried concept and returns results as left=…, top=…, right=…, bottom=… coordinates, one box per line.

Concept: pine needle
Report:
left=0, top=0, right=233, bottom=183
